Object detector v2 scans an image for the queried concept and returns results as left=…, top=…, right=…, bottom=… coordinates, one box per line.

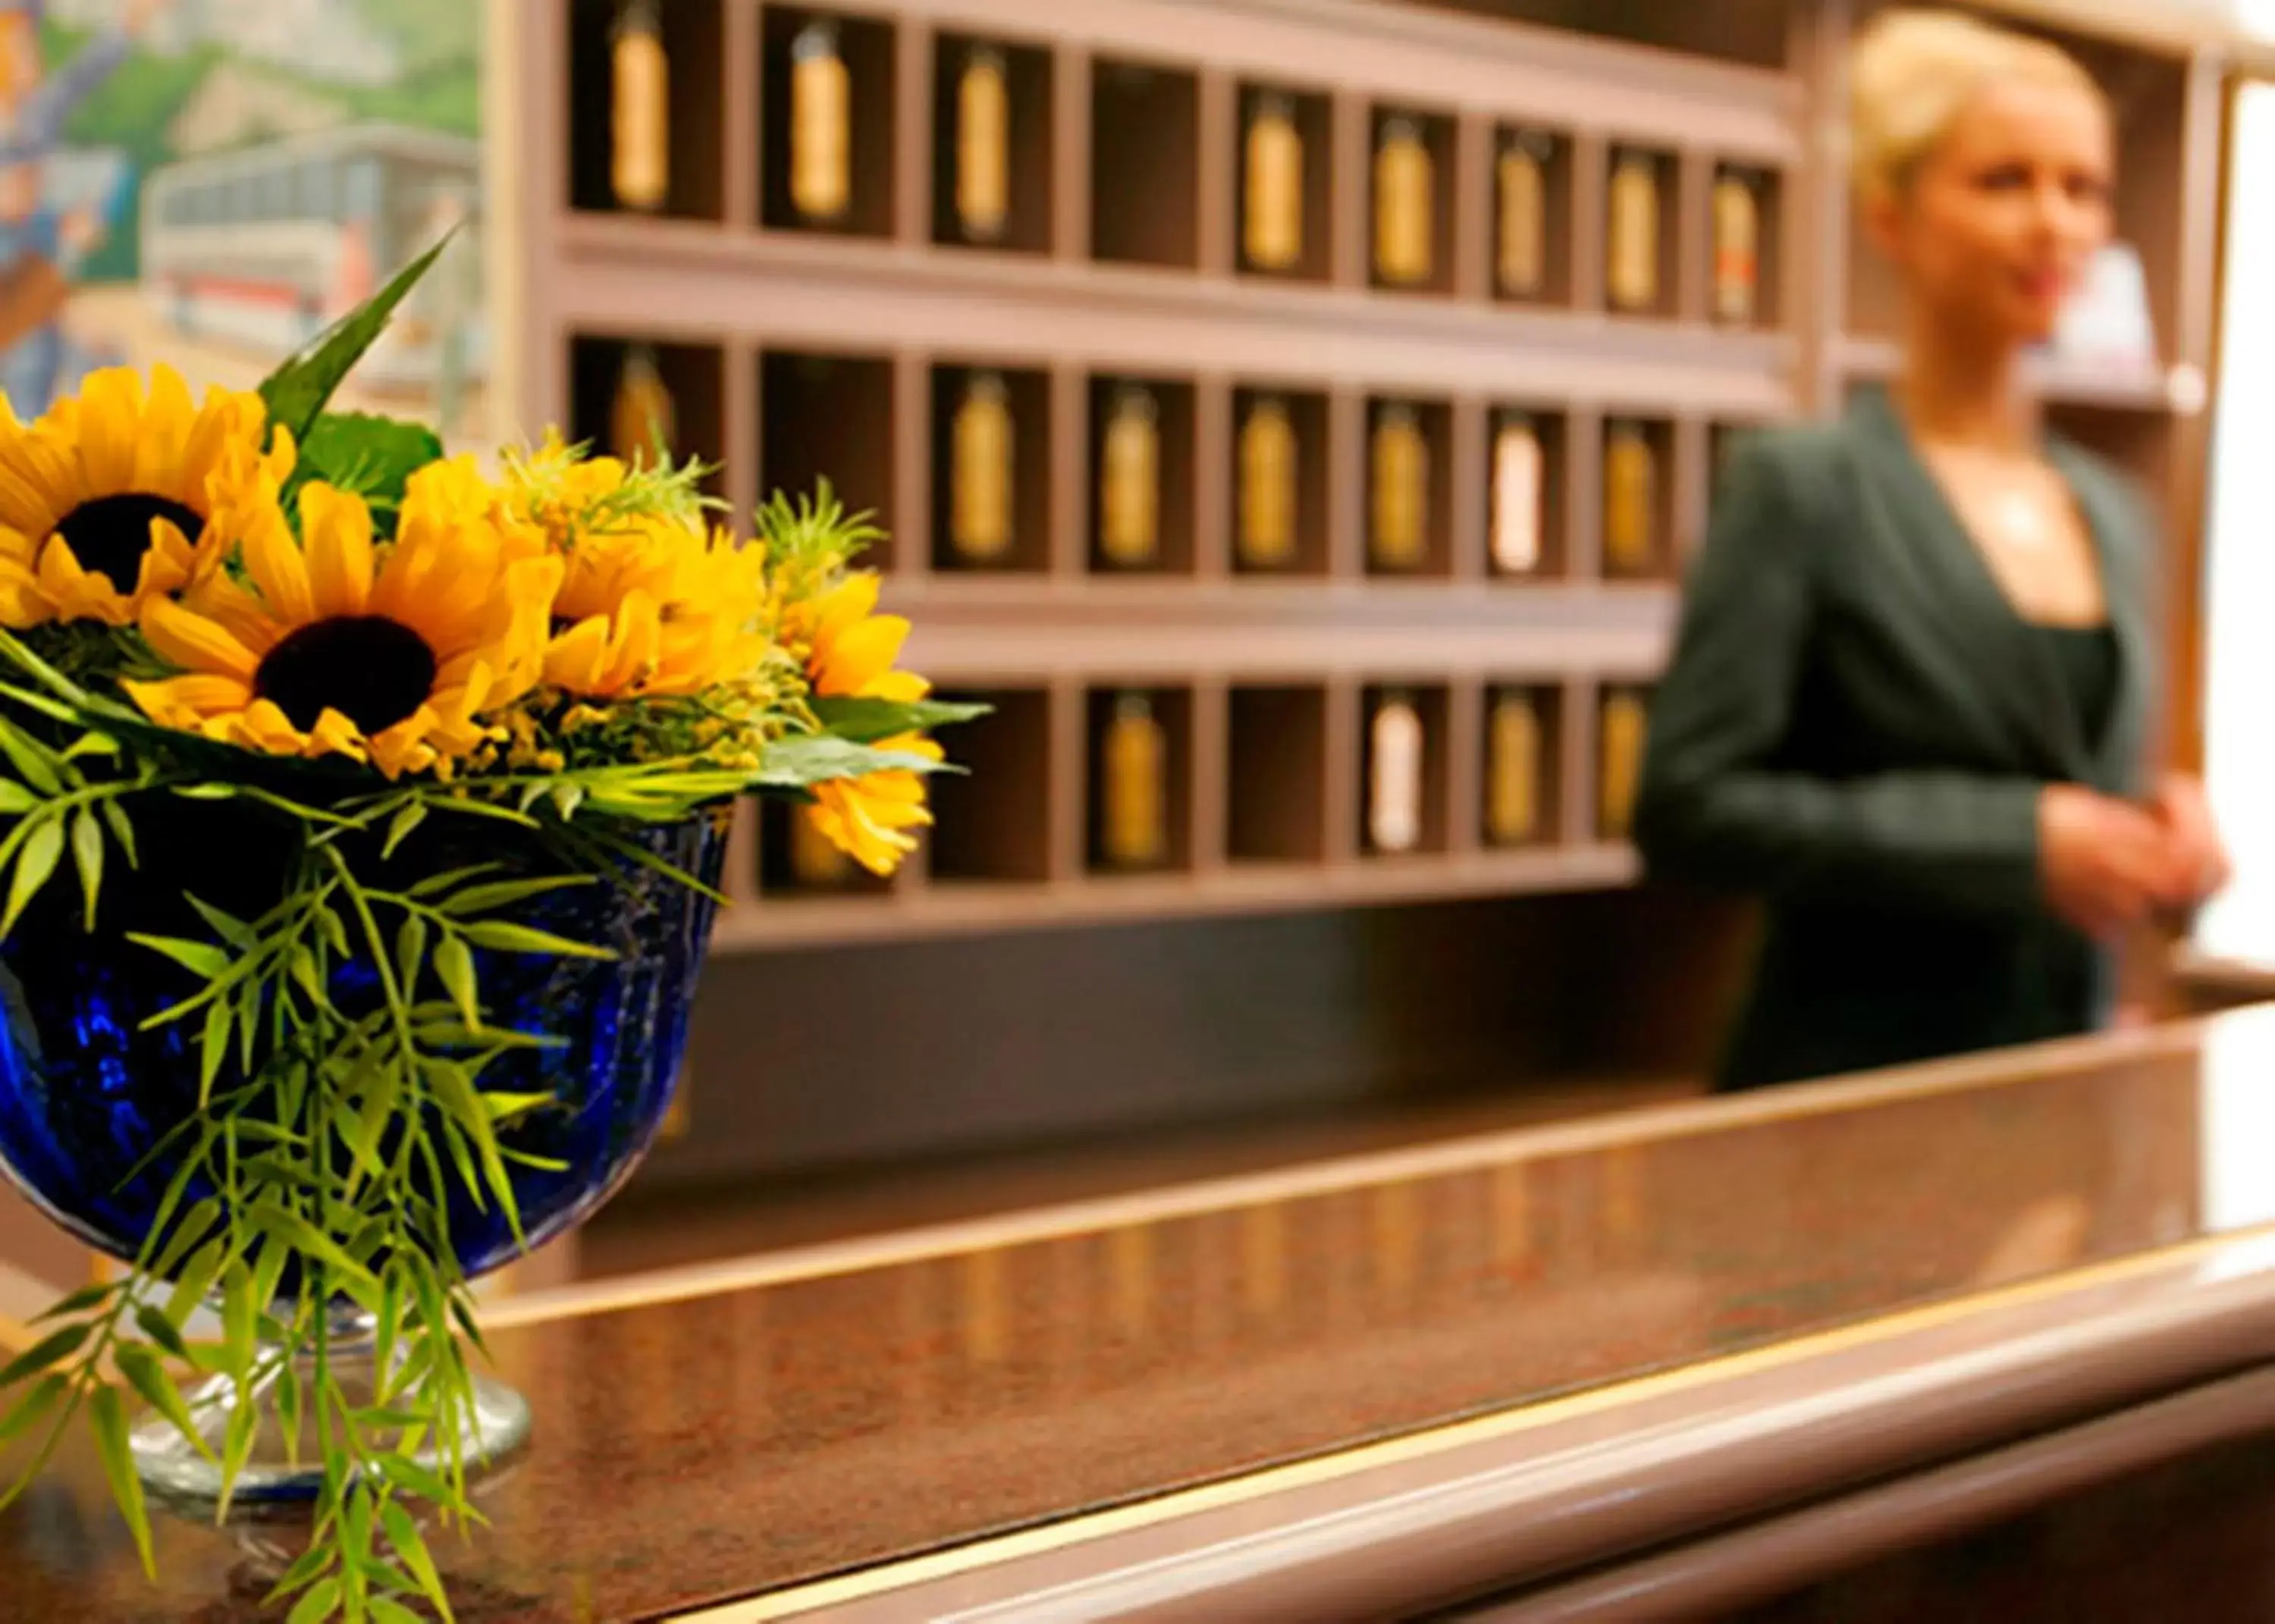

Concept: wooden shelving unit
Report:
left=519, top=0, right=2226, bottom=957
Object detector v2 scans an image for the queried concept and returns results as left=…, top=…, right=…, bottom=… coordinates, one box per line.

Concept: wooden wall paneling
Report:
left=1446, top=677, right=1486, bottom=857
left=1191, top=676, right=1232, bottom=876
left=1053, top=44, right=1093, bottom=261
left=1197, top=67, right=1240, bottom=277
left=726, top=0, right=762, bottom=230
left=1194, top=372, right=1235, bottom=579
left=1449, top=394, right=1489, bottom=582
left=895, top=14, right=937, bottom=243
left=1569, top=131, right=1611, bottom=317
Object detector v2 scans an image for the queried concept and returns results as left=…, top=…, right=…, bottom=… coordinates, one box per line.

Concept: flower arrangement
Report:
left=0, top=243, right=974, bottom=1620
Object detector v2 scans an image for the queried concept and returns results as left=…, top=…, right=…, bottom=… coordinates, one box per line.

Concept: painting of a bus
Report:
left=139, top=122, right=485, bottom=395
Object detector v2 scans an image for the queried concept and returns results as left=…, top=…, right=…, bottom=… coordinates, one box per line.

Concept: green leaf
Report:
left=379, top=1500, right=448, bottom=1613
left=0, top=716, right=62, bottom=794
left=221, top=1260, right=258, bottom=1372
left=258, top=234, right=453, bottom=447
left=289, top=946, right=325, bottom=1005
left=436, top=876, right=592, bottom=917
left=199, top=1002, right=231, bottom=1099
left=220, top=1391, right=259, bottom=1512
left=374, top=1452, right=454, bottom=1506
left=298, top=412, right=447, bottom=525
left=115, top=1345, right=210, bottom=1460
left=286, top=1576, right=343, bottom=1624
left=751, top=734, right=956, bottom=790
left=0, top=1372, right=66, bottom=1443
left=808, top=695, right=993, bottom=744
left=164, top=1236, right=228, bottom=1321
left=67, top=808, right=100, bottom=929
left=32, top=1281, right=115, bottom=1321
left=370, top=1595, right=426, bottom=1624
left=435, top=935, right=479, bottom=1030
left=248, top=1203, right=378, bottom=1294
left=99, top=796, right=137, bottom=868
left=0, top=1323, right=89, bottom=1387
left=184, top=895, right=254, bottom=949
left=550, top=782, right=585, bottom=821
left=132, top=1305, right=192, bottom=1364
left=381, top=802, right=427, bottom=861
left=479, top=1092, right=560, bottom=1124
left=393, top=914, right=428, bottom=1000
left=0, top=780, right=36, bottom=815
left=127, top=933, right=231, bottom=980
left=406, top=862, right=503, bottom=900
left=89, top=1388, right=155, bottom=1577
left=2, top=816, right=62, bottom=934
left=458, top=921, right=616, bottom=961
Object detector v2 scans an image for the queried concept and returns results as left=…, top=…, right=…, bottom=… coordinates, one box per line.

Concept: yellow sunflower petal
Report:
left=140, top=596, right=259, bottom=680
left=300, top=483, right=375, bottom=618
left=240, top=493, right=318, bottom=623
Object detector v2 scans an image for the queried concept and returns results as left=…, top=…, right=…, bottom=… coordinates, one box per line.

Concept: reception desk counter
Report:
left=14, top=1007, right=2275, bottom=1620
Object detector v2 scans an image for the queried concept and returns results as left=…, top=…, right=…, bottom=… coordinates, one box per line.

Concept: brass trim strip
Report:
left=495, top=1020, right=2209, bottom=1330
left=669, top=1225, right=2264, bottom=1621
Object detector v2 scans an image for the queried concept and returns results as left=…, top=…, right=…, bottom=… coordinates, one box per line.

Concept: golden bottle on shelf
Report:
left=609, top=343, right=675, bottom=466
left=1714, top=168, right=1761, bottom=327
left=1486, top=689, right=1542, bottom=848
left=1496, top=130, right=1550, bottom=299
left=1490, top=409, right=1544, bottom=575
left=1238, top=393, right=1298, bottom=570
left=1101, top=692, right=1169, bottom=869
left=1599, top=688, right=1649, bottom=840
left=1602, top=419, right=1657, bottom=575
left=1098, top=383, right=1160, bottom=569
left=789, top=18, right=852, bottom=224
left=1369, top=691, right=1425, bottom=854
left=956, top=45, right=1011, bottom=243
left=610, top=0, right=670, bottom=212
left=949, top=370, right=1014, bottom=563
left=1370, top=403, right=1428, bottom=572
left=1607, top=149, right=1661, bottom=312
left=1244, top=91, right=1304, bottom=273
left=1373, top=116, right=1434, bottom=287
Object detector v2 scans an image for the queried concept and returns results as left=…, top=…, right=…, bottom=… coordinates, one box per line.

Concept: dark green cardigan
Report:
left=1633, top=386, right=2157, bottom=1092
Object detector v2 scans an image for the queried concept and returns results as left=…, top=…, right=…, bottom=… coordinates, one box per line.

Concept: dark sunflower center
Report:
left=54, top=493, right=206, bottom=594
left=253, top=617, right=438, bottom=736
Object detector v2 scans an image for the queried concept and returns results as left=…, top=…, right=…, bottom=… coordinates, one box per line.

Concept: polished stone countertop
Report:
left=11, top=1006, right=2275, bottom=1622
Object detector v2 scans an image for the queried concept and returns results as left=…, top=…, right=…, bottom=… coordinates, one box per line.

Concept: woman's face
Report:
left=1872, top=78, right=2114, bottom=349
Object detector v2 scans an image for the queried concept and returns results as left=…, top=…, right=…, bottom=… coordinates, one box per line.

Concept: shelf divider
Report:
left=1565, top=404, right=1606, bottom=583
left=1563, top=676, right=1599, bottom=856
left=890, top=350, right=933, bottom=584
left=1677, top=147, right=1715, bottom=328
left=1673, top=412, right=1711, bottom=570
left=1050, top=361, right=1087, bottom=577
left=1447, top=676, right=1485, bottom=857
left=1324, top=675, right=1363, bottom=864
left=1197, top=67, right=1239, bottom=277
left=1570, top=131, right=1610, bottom=318
left=1326, top=386, right=1366, bottom=580
left=1053, top=44, right=1093, bottom=262
left=1454, top=112, right=1495, bottom=305
left=725, top=0, right=761, bottom=230
left=1048, top=674, right=1088, bottom=883
left=1330, top=89, right=1370, bottom=290
left=724, top=336, right=761, bottom=519
left=895, top=15, right=937, bottom=244
left=1191, top=676, right=1231, bottom=876
left=1193, top=372, right=1234, bottom=580
left=1450, top=394, right=1489, bottom=582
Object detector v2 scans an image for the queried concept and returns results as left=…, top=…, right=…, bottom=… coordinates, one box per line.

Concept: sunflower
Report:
left=794, top=571, right=940, bottom=874
left=0, top=364, right=290, bottom=629
left=543, top=512, right=767, bottom=700
left=124, top=467, right=562, bottom=779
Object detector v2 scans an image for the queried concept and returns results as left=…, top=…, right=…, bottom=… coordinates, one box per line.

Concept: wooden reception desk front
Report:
left=15, top=1006, right=2275, bottom=1621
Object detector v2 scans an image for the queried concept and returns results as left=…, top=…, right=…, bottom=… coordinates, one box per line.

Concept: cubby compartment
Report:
left=1367, top=106, right=1458, bottom=296
left=1480, top=683, right=1563, bottom=849
left=1599, top=415, right=1677, bottom=582
left=1492, top=126, right=1573, bottom=307
left=1226, top=686, right=1329, bottom=864
left=1084, top=686, right=1194, bottom=875
left=1360, top=684, right=1450, bottom=858
left=932, top=34, right=1054, bottom=253
left=1230, top=387, right=1330, bottom=576
left=760, top=350, right=895, bottom=566
left=569, top=335, right=725, bottom=491
left=930, top=363, right=1051, bottom=572
left=1364, top=397, right=1454, bottom=578
left=1087, top=375, right=1196, bottom=575
left=761, top=7, right=897, bottom=237
left=1485, top=407, right=1568, bottom=580
left=1710, top=163, right=1784, bottom=331
left=1236, top=83, right=1333, bottom=283
left=569, top=0, right=726, bottom=220
left=756, top=795, right=896, bottom=898
left=1596, top=682, right=1654, bottom=844
left=925, top=688, right=1053, bottom=884
left=1090, top=58, right=1200, bottom=269
left=1602, top=144, right=1680, bottom=320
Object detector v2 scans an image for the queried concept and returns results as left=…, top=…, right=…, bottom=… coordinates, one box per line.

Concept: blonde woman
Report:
left=1635, top=9, right=2226, bottom=1091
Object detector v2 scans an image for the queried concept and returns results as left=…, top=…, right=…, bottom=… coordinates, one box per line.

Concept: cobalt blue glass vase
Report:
left=0, top=798, right=730, bottom=1500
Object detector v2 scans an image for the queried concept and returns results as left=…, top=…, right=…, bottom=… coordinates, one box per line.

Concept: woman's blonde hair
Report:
left=1850, top=9, right=2105, bottom=205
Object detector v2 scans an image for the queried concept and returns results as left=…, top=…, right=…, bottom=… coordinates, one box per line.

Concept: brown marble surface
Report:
left=8, top=1008, right=2273, bottom=1622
